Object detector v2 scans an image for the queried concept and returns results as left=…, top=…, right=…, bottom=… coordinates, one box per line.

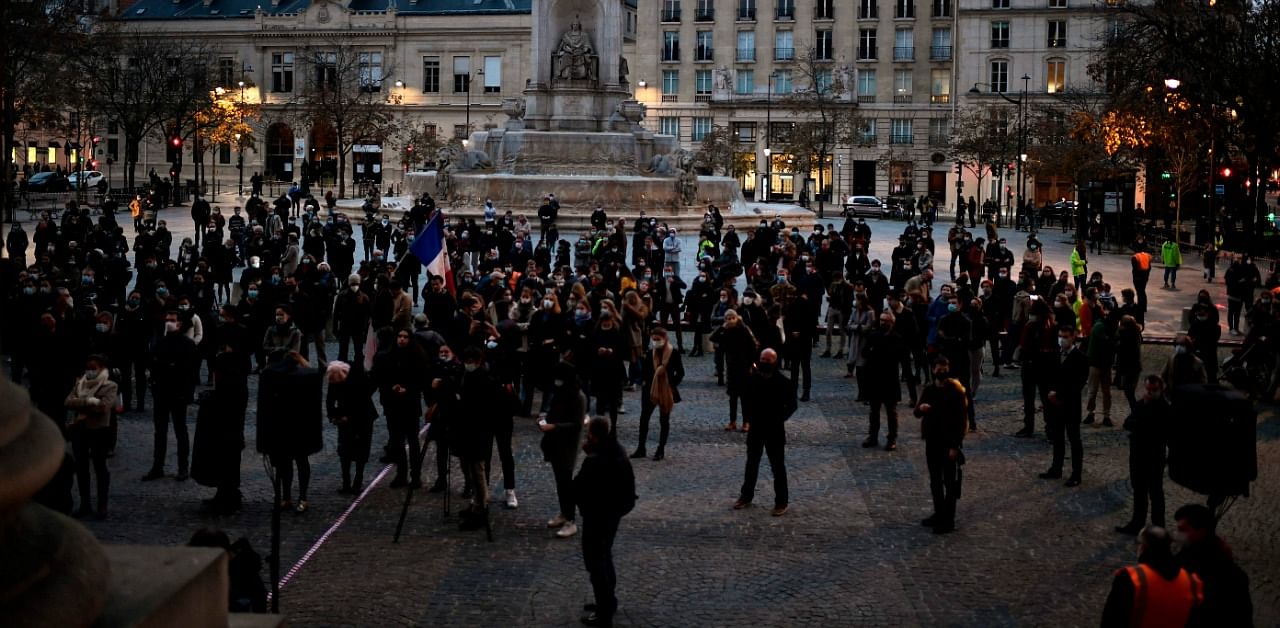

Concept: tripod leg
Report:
left=394, top=430, right=433, bottom=543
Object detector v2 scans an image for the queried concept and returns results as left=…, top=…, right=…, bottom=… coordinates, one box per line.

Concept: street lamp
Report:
left=969, top=75, right=1030, bottom=226
left=464, top=68, right=485, bottom=143
left=765, top=71, right=779, bottom=203
left=235, top=132, right=244, bottom=197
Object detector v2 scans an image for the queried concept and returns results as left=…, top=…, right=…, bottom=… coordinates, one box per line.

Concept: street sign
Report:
left=1215, top=184, right=1225, bottom=195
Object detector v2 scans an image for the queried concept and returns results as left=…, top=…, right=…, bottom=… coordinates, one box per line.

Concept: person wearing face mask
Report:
left=590, top=301, right=629, bottom=438
left=1021, top=237, right=1044, bottom=278
left=143, top=312, right=199, bottom=481
left=528, top=293, right=567, bottom=414
left=262, top=306, right=302, bottom=359
left=733, top=348, right=796, bottom=517
left=64, top=355, right=119, bottom=519
left=861, top=311, right=915, bottom=451
left=1160, top=335, right=1207, bottom=400
left=454, top=347, right=509, bottom=530
left=1187, top=291, right=1221, bottom=382
left=685, top=270, right=717, bottom=357
left=1114, top=375, right=1172, bottom=535
left=374, top=330, right=430, bottom=489
left=710, top=309, right=758, bottom=431
left=914, top=355, right=968, bottom=534
left=631, top=328, right=684, bottom=461
left=1100, top=526, right=1204, bottom=628
left=1040, top=324, right=1088, bottom=487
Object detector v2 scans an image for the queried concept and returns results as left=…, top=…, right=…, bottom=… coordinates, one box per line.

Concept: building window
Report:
left=1046, top=59, right=1065, bottom=93
left=815, top=68, right=833, bottom=93
left=695, top=69, right=713, bottom=95
left=895, top=0, right=913, bottom=19
left=815, top=0, right=834, bottom=19
left=1047, top=20, right=1066, bottom=47
left=859, top=0, right=878, bottom=18
left=359, top=52, right=383, bottom=92
left=692, top=117, right=713, bottom=141
left=453, top=56, right=471, bottom=93
left=774, top=69, right=792, bottom=93
left=769, top=122, right=793, bottom=144
left=663, top=32, right=681, bottom=61
left=314, top=52, right=337, bottom=90
left=991, top=0, right=1008, bottom=7
left=696, top=0, right=715, bottom=20
left=271, top=52, right=294, bottom=93
left=453, top=124, right=469, bottom=139
left=662, top=0, right=681, bottom=21
left=928, top=117, right=950, bottom=144
left=660, top=116, right=680, bottom=137
left=483, top=56, right=501, bottom=93
left=859, top=118, right=877, bottom=144
left=1049, top=0, right=1066, bottom=7
left=858, top=29, right=877, bottom=60
left=931, top=28, right=952, bottom=60
left=890, top=119, right=913, bottom=144
left=857, top=69, right=876, bottom=102
left=734, top=122, right=757, bottom=142
left=696, top=31, right=714, bottom=61
left=894, top=29, right=914, bottom=61
left=776, top=0, right=794, bottom=19
left=662, top=70, right=679, bottom=100
left=737, top=31, right=756, bottom=62
left=217, top=57, right=235, bottom=87
left=775, top=30, right=794, bottom=60
left=736, top=69, right=754, bottom=94
left=738, top=0, right=756, bottom=20
left=815, top=30, right=833, bottom=60
left=993, top=108, right=1011, bottom=137
left=894, top=69, right=913, bottom=102
left=422, top=57, right=440, bottom=93
left=990, top=21, right=1009, bottom=48
left=932, top=0, right=951, bottom=16
left=930, top=69, right=950, bottom=103
left=218, top=142, right=230, bottom=164
left=990, top=60, right=1008, bottom=93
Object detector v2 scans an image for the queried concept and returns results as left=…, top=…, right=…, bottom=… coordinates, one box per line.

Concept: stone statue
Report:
left=618, top=55, right=629, bottom=85
left=645, top=147, right=694, bottom=176
left=679, top=169, right=698, bottom=206
left=555, top=18, right=596, bottom=80
left=836, top=64, right=854, bottom=93
left=435, top=146, right=455, bottom=201
left=715, top=65, right=733, bottom=92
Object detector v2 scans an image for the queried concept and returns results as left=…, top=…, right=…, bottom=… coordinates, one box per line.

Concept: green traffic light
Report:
left=1160, top=171, right=1172, bottom=180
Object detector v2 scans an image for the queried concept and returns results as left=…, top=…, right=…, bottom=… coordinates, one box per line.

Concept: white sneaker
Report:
left=547, top=513, right=568, bottom=528
left=555, top=521, right=578, bottom=538
left=505, top=489, right=519, bottom=509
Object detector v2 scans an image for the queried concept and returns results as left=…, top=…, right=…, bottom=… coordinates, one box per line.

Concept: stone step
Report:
left=229, top=613, right=287, bottom=627
left=99, top=545, right=229, bottom=628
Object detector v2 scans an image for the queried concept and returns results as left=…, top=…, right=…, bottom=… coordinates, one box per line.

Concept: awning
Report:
left=46, top=141, right=61, bottom=148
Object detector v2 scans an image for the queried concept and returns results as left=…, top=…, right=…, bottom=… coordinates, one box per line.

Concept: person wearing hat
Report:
left=326, top=360, right=378, bottom=495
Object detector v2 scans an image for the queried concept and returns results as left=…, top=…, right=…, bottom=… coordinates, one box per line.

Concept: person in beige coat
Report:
left=65, top=355, right=119, bottom=519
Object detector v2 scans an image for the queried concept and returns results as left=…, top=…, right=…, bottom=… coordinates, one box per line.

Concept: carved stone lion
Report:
left=437, top=144, right=494, bottom=172
left=645, top=148, right=695, bottom=176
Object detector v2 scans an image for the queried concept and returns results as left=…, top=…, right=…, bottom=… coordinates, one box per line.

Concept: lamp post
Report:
left=969, top=78, right=1029, bottom=226
left=464, top=68, right=485, bottom=144
left=237, top=79, right=247, bottom=198
left=765, top=72, right=778, bottom=203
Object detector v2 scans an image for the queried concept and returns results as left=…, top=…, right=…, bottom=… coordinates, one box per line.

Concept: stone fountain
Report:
left=403, top=0, right=746, bottom=214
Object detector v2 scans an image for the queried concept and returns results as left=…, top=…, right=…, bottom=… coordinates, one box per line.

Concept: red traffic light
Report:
left=1221, top=167, right=1232, bottom=177
left=171, top=136, right=182, bottom=148
left=90, top=159, right=99, bottom=168
left=91, top=136, right=102, bottom=145
left=407, top=145, right=414, bottom=153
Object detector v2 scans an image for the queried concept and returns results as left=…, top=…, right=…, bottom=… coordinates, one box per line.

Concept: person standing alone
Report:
left=143, top=311, right=198, bottom=482
left=734, top=348, right=797, bottom=517
left=914, top=355, right=968, bottom=534
left=574, top=418, right=638, bottom=628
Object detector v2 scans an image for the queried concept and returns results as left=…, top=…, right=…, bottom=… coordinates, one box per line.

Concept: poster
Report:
left=293, top=139, right=306, bottom=160
left=1103, top=191, right=1120, bottom=214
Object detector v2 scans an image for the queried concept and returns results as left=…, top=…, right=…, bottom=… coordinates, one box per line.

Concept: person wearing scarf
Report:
left=632, top=327, right=684, bottom=461
left=65, top=355, right=119, bottom=519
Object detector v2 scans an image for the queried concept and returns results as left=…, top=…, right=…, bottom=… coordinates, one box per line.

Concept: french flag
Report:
left=409, top=212, right=455, bottom=296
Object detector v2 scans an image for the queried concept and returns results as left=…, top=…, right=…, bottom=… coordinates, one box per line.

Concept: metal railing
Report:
left=662, top=47, right=681, bottom=62
left=930, top=45, right=952, bottom=60
left=695, top=8, right=715, bottom=20
left=695, top=47, right=715, bottom=61
left=857, top=94, right=876, bottom=103
left=774, top=47, right=795, bottom=60
left=661, top=8, right=682, bottom=21
left=890, top=133, right=914, bottom=144
left=737, top=48, right=756, bottom=62
left=894, top=93, right=914, bottom=103
left=893, top=46, right=915, bottom=60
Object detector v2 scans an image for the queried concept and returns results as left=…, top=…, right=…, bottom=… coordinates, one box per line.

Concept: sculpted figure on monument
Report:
left=556, top=19, right=596, bottom=80
left=645, top=148, right=695, bottom=176
left=715, top=66, right=733, bottom=92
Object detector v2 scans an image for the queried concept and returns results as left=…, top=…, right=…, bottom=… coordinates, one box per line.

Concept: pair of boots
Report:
left=340, top=460, right=366, bottom=494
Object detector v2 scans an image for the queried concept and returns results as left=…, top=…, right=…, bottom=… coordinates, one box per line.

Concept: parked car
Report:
left=68, top=170, right=106, bottom=191
left=842, top=195, right=890, bottom=218
left=26, top=172, right=69, bottom=193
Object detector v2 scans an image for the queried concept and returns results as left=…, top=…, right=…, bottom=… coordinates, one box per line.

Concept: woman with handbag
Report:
left=65, top=354, right=119, bottom=519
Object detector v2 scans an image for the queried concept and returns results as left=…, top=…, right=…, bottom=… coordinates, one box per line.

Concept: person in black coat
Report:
left=326, top=361, right=379, bottom=494
left=914, top=355, right=969, bottom=534
left=143, top=311, right=199, bottom=481
left=456, top=348, right=507, bottom=530
left=375, top=330, right=429, bottom=488
left=257, top=350, right=324, bottom=512
left=734, top=348, right=797, bottom=516
left=574, top=418, right=638, bottom=628
left=783, top=291, right=817, bottom=401
left=709, top=310, right=758, bottom=431
left=653, top=269, right=687, bottom=353
left=191, top=338, right=251, bottom=514
left=861, top=312, right=914, bottom=450
left=1041, top=324, right=1089, bottom=486
left=631, top=327, right=684, bottom=461
left=541, top=360, right=587, bottom=538
left=1116, top=375, right=1172, bottom=534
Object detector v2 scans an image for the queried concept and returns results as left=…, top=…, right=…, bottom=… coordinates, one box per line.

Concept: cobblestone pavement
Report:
left=11, top=207, right=1276, bottom=626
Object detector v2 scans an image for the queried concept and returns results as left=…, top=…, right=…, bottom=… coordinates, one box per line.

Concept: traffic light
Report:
left=954, top=162, right=962, bottom=176
left=169, top=162, right=181, bottom=180
left=1220, top=167, right=1232, bottom=178
left=1160, top=171, right=1172, bottom=180
left=166, top=135, right=183, bottom=163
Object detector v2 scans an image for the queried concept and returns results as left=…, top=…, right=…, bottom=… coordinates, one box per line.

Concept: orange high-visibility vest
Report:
left=1133, top=252, right=1152, bottom=271
left=1120, top=564, right=1203, bottom=628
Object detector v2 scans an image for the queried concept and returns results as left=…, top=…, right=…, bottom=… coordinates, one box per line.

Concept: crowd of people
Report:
left=3, top=190, right=1269, bottom=627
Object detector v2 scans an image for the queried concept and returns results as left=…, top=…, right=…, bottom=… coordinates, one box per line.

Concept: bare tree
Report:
left=695, top=124, right=753, bottom=179
left=386, top=122, right=447, bottom=174
left=289, top=41, right=400, bottom=199
left=778, top=47, right=861, bottom=217
left=950, top=104, right=1017, bottom=210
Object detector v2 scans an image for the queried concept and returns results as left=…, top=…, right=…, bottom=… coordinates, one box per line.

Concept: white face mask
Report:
left=464, top=363, right=479, bottom=373
left=743, top=296, right=754, bottom=305
left=165, top=321, right=180, bottom=334
left=543, top=299, right=554, bottom=309
left=650, top=339, right=665, bottom=350
left=349, top=285, right=360, bottom=292
left=1058, top=337, right=1071, bottom=349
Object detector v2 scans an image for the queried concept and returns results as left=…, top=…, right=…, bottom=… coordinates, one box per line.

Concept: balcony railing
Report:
left=738, top=7, right=757, bottom=19
left=857, top=94, right=876, bottom=103
left=737, top=48, right=756, bottom=62
left=893, top=46, right=914, bottom=60
left=662, top=46, right=680, bottom=62
left=661, top=94, right=679, bottom=102
left=661, top=8, right=682, bottom=21
left=694, top=93, right=712, bottom=102
left=930, top=45, right=952, bottom=60
left=890, top=133, right=914, bottom=144
left=930, top=93, right=950, bottom=104
left=776, top=5, right=795, bottom=19
left=696, top=7, right=715, bottom=20
left=695, top=47, right=715, bottom=61
left=893, top=93, right=913, bottom=103
left=774, top=47, right=795, bottom=60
